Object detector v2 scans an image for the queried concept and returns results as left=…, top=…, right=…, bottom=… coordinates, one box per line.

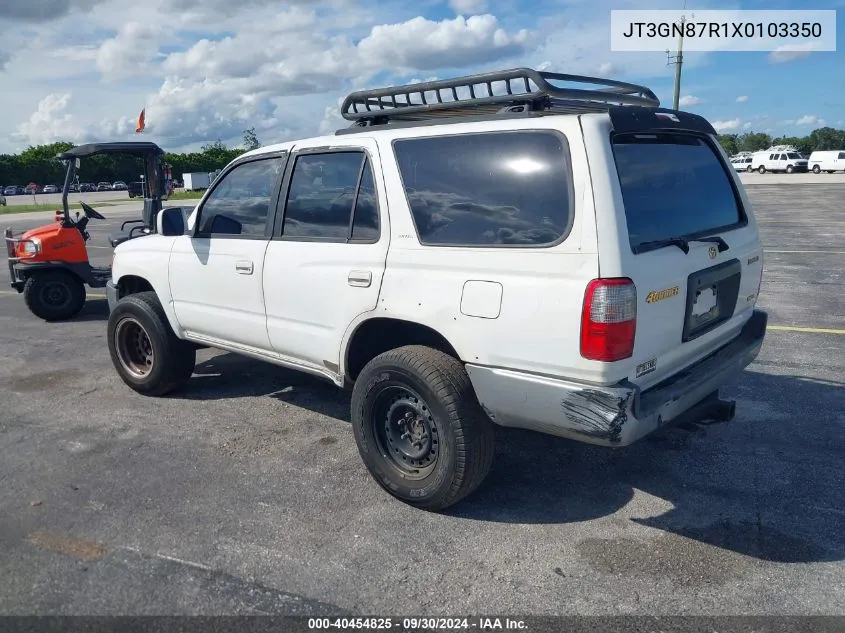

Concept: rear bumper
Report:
left=465, top=310, right=768, bottom=447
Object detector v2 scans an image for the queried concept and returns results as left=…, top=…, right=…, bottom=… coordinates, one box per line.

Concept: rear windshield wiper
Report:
left=635, top=236, right=729, bottom=255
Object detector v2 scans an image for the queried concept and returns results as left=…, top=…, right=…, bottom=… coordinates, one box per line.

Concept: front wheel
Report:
left=758, top=165, right=766, bottom=174
left=813, top=165, right=821, bottom=174
left=351, top=345, right=495, bottom=511
left=746, top=165, right=754, bottom=173
left=786, top=165, right=794, bottom=173
left=107, top=291, right=195, bottom=396
left=23, top=270, right=86, bottom=321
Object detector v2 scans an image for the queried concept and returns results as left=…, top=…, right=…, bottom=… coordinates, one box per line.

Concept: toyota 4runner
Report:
left=104, top=68, right=767, bottom=510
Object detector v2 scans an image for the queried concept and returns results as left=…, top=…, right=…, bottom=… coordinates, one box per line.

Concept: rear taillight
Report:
left=580, top=278, right=637, bottom=362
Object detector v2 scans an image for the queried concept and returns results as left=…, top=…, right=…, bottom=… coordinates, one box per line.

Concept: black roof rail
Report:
left=339, top=67, right=660, bottom=127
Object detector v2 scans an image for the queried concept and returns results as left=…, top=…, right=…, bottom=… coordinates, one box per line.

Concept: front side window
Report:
left=393, top=131, right=573, bottom=247
left=282, top=151, right=380, bottom=241
left=197, top=157, right=284, bottom=236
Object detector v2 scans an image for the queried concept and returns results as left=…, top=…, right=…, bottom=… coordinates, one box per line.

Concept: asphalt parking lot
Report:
left=1, top=184, right=843, bottom=617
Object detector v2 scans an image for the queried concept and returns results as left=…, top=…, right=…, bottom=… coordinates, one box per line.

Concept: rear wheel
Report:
left=23, top=270, right=85, bottom=321
left=351, top=345, right=495, bottom=511
left=758, top=165, right=766, bottom=174
left=107, top=291, right=195, bottom=396
left=746, top=165, right=754, bottom=173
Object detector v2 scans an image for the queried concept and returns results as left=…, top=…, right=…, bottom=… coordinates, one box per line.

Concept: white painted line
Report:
left=765, top=249, right=845, bottom=254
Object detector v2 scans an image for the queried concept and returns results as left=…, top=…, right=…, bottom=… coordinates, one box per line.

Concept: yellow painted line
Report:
left=767, top=325, right=845, bottom=335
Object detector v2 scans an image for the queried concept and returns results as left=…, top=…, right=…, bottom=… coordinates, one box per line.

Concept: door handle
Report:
left=348, top=270, right=372, bottom=287
left=235, top=260, right=254, bottom=275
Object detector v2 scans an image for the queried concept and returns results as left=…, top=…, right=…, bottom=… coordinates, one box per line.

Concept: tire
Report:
left=758, top=165, right=766, bottom=174
left=351, top=345, right=495, bottom=511
left=786, top=165, right=794, bottom=173
left=813, top=165, right=821, bottom=174
left=23, top=270, right=85, bottom=321
left=107, top=291, right=195, bottom=396
left=746, top=165, right=754, bottom=173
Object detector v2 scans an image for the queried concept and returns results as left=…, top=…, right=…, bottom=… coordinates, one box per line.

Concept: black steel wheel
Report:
left=373, top=385, right=440, bottom=480
left=107, top=291, right=195, bottom=396
left=351, top=345, right=495, bottom=511
left=22, top=270, right=85, bottom=321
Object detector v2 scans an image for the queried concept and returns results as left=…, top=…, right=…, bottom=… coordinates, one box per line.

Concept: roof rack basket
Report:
left=340, top=67, right=660, bottom=127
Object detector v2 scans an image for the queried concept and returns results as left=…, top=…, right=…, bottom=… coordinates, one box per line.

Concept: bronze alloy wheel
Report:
left=114, top=316, right=155, bottom=379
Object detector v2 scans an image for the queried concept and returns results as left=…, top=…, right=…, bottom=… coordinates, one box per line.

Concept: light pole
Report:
left=666, top=11, right=692, bottom=110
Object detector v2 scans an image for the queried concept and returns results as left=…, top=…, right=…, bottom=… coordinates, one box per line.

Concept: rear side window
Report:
left=393, top=131, right=573, bottom=247
left=282, top=152, right=380, bottom=242
left=612, top=133, right=744, bottom=253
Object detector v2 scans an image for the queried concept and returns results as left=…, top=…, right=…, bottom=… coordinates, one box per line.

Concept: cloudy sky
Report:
left=1, top=0, right=843, bottom=153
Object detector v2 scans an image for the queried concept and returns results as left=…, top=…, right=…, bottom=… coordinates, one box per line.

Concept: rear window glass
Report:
left=393, top=131, right=573, bottom=247
left=612, top=133, right=744, bottom=252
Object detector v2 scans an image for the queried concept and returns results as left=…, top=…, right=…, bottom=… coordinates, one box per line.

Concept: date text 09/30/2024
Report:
left=307, top=618, right=528, bottom=630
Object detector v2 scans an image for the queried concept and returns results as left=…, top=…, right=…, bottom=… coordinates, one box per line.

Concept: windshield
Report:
left=787, top=153, right=802, bottom=159
left=612, top=133, right=745, bottom=252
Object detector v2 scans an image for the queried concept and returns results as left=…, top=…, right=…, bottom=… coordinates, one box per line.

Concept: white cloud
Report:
left=597, top=62, right=618, bottom=75
left=678, top=95, right=701, bottom=106
left=736, top=95, right=748, bottom=103
left=768, top=43, right=818, bottom=64
left=712, top=118, right=742, bottom=132
left=449, top=0, right=487, bottom=14
left=742, top=122, right=752, bottom=130
left=795, top=115, right=825, bottom=126
left=13, top=93, right=89, bottom=145
left=96, top=22, right=162, bottom=80
left=357, top=15, right=529, bottom=71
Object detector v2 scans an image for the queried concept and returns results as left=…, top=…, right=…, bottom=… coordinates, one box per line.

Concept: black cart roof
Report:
left=57, top=142, right=165, bottom=160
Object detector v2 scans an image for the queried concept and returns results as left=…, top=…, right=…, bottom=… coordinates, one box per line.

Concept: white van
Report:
left=751, top=148, right=808, bottom=173
left=808, top=150, right=845, bottom=174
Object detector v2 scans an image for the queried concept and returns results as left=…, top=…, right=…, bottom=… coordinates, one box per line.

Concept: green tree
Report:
left=808, top=127, right=845, bottom=151
left=242, top=127, right=260, bottom=150
left=717, top=134, right=739, bottom=156
left=738, top=132, right=772, bottom=152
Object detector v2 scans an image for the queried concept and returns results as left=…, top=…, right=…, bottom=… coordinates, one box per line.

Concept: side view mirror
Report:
left=75, top=158, right=81, bottom=169
left=157, top=207, right=187, bottom=236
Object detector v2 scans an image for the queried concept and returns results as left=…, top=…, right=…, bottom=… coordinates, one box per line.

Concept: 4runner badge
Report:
left=645, top=286, right=679, bottom=303
left=709, top=246, right=719, bottom=259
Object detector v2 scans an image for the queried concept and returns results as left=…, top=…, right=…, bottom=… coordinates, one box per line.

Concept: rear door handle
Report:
left=348, top=270, right=372, bottom=287
left=235, top=260, right=254, bottom=275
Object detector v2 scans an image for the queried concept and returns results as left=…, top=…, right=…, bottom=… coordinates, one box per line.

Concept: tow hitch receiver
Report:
left=673, top=390, right=737, bottom=429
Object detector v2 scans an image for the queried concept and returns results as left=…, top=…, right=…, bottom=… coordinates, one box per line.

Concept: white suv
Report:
left=104, top=68, right=767, bottom=510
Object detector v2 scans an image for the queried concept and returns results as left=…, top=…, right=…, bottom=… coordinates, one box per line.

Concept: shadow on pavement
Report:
left=181, top=354, right=845, bottom=564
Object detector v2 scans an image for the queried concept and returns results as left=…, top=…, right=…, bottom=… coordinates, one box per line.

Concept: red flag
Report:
left=135, top=108, right=146, bottom=133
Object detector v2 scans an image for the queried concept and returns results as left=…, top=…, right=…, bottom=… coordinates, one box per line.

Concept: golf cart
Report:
left=4, top=142, right=172, bottom=322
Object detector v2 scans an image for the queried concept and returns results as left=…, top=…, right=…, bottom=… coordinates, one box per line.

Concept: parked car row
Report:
left=1, top=181, right=131, bottom=195
left=731, top=148, right=845, bottom=174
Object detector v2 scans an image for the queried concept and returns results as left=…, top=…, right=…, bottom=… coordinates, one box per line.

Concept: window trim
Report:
left=609, top=130, right=749, bottom=256
left=272, top=146, right=382, bottom=245
left=191, top=151, right=289, bottom=240
left=390, top=129, right=576, bottom=249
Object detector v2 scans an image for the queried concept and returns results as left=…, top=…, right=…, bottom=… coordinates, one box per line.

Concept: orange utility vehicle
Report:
left=4, top=142, right=169, bottom=321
